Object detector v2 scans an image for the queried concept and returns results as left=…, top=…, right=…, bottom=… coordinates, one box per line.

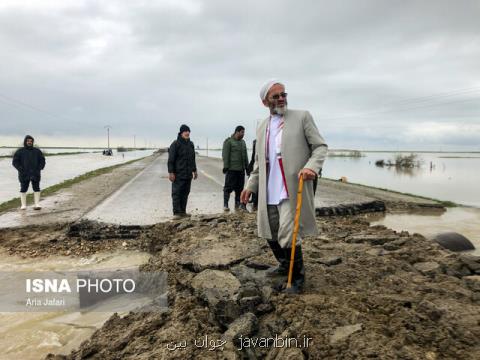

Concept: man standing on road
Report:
left=168, top=124, right=198, bottom=219
left=247, top=139, right=258, bottom=211
left=222, top=125, right=249, bottom=211
left=240, top=80, right=328, bottom=293
left=12, top=135, right=46, bottom=210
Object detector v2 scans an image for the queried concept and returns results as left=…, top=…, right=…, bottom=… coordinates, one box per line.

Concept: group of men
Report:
left=167, top=79, right=328, bottom=293
left=12, top=80, right=327, bottom=294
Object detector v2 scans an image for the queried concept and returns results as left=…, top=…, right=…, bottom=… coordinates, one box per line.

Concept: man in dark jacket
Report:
left=168, top=124, right=197, bottom=219
left=12, top=135, right=46, bottom=210
left=247, top=139, right=258, bottom=211
left=222, top=125, right=249, bottom=211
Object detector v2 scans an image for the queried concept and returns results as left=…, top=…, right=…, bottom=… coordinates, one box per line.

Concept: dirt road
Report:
left=35, top=212, right=480, bottom=360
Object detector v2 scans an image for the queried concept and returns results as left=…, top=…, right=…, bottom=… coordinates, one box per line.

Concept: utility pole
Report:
left=133, top=135, right=136, bottom=149
left=206, top=137, right=209, bottom=157
left=104, top=125, right=111, bottom=149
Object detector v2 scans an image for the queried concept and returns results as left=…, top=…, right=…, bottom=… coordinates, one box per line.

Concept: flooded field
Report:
left=0, top=148, right=98, bottom=156
left=323, top=152, right=480, bottom=207
left=0, top=150, right=155, bottom=204
left=199, top=150, right=480, bottom=207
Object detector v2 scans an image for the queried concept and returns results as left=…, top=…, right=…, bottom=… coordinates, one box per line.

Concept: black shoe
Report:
left=282, top=246, right=305, bottom=294
left=265, top=264, right=289, bottom=277
left=265, top=241, right=289, bottom=277
left=282, top=281, right=303, bottom=294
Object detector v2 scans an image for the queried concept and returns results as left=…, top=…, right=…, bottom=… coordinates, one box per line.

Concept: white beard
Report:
left=273, top=105, right=287, bottom=115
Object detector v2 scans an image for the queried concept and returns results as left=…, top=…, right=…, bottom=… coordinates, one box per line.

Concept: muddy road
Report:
left=1, top=211, right=478, bottom=359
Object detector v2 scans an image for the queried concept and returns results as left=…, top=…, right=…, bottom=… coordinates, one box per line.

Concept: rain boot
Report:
left=223, top=191, right=230, bottom=211
left=20, top=193, right=27, bottom=210
left=235, top=191, right=246, bottom=211
left=33, top=192, right=42, bottom=210
left=265, top=241, right=289, bottom=277
left=282, top=245, right=305, bottom=294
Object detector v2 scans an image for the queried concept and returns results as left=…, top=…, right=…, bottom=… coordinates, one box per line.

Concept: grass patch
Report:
left=0, top=157, right=149, bottom=214
left=322, top=177, right=458, bottom=207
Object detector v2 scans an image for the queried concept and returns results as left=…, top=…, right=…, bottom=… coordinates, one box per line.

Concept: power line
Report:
left=317, top=86, right=480, bottom=121
left=388, top=86, right=480, bottom=105
left=0, top=92, right=73, bottom=122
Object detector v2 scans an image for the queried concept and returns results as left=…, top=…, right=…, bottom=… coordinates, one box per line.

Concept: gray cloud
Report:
left=0, top=0, right=479, bottom=150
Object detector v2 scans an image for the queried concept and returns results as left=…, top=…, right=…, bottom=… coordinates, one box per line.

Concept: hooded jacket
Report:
left=12, top=135, right=46, bottom=180
left=168, top=135, right=197, bottom=180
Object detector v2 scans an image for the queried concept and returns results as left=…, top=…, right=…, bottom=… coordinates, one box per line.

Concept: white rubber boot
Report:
left=20, top=193, right=27, bottom=210
left=33, top=192, right=42, bottom=210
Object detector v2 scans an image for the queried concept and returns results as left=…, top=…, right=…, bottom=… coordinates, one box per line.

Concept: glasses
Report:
left=270, top=92, right=288, bottom=100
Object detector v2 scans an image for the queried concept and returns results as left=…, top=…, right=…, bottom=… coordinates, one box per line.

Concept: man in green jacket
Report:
left=222, top=125, right=249, bottom=211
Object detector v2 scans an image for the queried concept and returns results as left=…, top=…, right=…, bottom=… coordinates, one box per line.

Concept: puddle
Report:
left=0, top=250, right=151, bottom=360
left=370, top=206, right=480, bottom=256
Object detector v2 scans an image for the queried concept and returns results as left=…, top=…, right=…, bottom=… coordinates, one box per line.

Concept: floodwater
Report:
left=198, top=149, right=480, bottom=254
left=324, top=152, right=480, bottom=254
left=0, top=250, right=151, bottom=360
left=323, top=152, right=480, bottom=208
left=198, top=150, right=480, bottom=207
left=0, top=150, right=155, bottom=204
left=0, top=147, right=99, bottom=156
left=371, top=207, right=480, bottom=256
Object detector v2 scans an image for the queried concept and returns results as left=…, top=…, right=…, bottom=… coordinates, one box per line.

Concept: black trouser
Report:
left=251, top=192, right=258, bottom=207
left=19, top=176, right=41, bottom=193
left=172, top=178, right=191, bottom=214
left=223, top=170, right=245, bottom=205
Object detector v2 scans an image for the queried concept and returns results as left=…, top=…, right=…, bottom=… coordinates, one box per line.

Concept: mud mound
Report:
left=0, top=220, right=170, bottom=257
left=45, top=213, right=480, bottom=359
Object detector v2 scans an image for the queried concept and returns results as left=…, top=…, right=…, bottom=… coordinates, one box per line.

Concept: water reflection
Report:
left=199, top=150, right=480, bottom=206
left=322, top=152, right=480, bottom=207
left=370, top=207, right=480, bottom=256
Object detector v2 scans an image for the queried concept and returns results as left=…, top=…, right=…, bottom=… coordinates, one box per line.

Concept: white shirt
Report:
left=267, top=115, right=289, bottom=205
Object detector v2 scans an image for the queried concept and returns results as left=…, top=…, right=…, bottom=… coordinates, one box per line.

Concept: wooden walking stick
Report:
left=287, top=175, right=304, bottom=289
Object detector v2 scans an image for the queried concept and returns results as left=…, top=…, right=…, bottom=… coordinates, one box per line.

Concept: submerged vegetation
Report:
left=375, top=153, right=421, bottom=168
left=328, top=150, right=363, bottom=157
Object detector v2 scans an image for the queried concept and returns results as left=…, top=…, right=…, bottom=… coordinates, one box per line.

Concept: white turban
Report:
left=259, top=79, right=284, bottom=100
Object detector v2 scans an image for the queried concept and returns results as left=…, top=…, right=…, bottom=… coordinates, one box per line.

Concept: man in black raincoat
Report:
left=168, top=124, right=197, bottom=219
left=12, top=135, right=46, bottom=210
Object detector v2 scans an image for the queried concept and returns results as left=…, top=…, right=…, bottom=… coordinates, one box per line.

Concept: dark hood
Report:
left=24, top=135, right=34, bottom=148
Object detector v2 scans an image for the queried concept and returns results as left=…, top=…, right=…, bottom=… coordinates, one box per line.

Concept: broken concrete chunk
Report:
left=330, top=323, right=363, bottom=343
left=346, top=234, right=398, bottom=245
left=314, top=256, right=342, bottom=266
left=222, top=312, right=258, bottom=343
left=463, top=275, right=480, bottom=292
left=413, top=261, right=441, bottom=276
left=179, top=243, right=260, bottom=272
left=191, top=270, right=241, bottom=302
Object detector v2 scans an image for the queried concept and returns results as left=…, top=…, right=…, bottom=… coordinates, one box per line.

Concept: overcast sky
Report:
left=0, top=0, right=479, bottom=150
